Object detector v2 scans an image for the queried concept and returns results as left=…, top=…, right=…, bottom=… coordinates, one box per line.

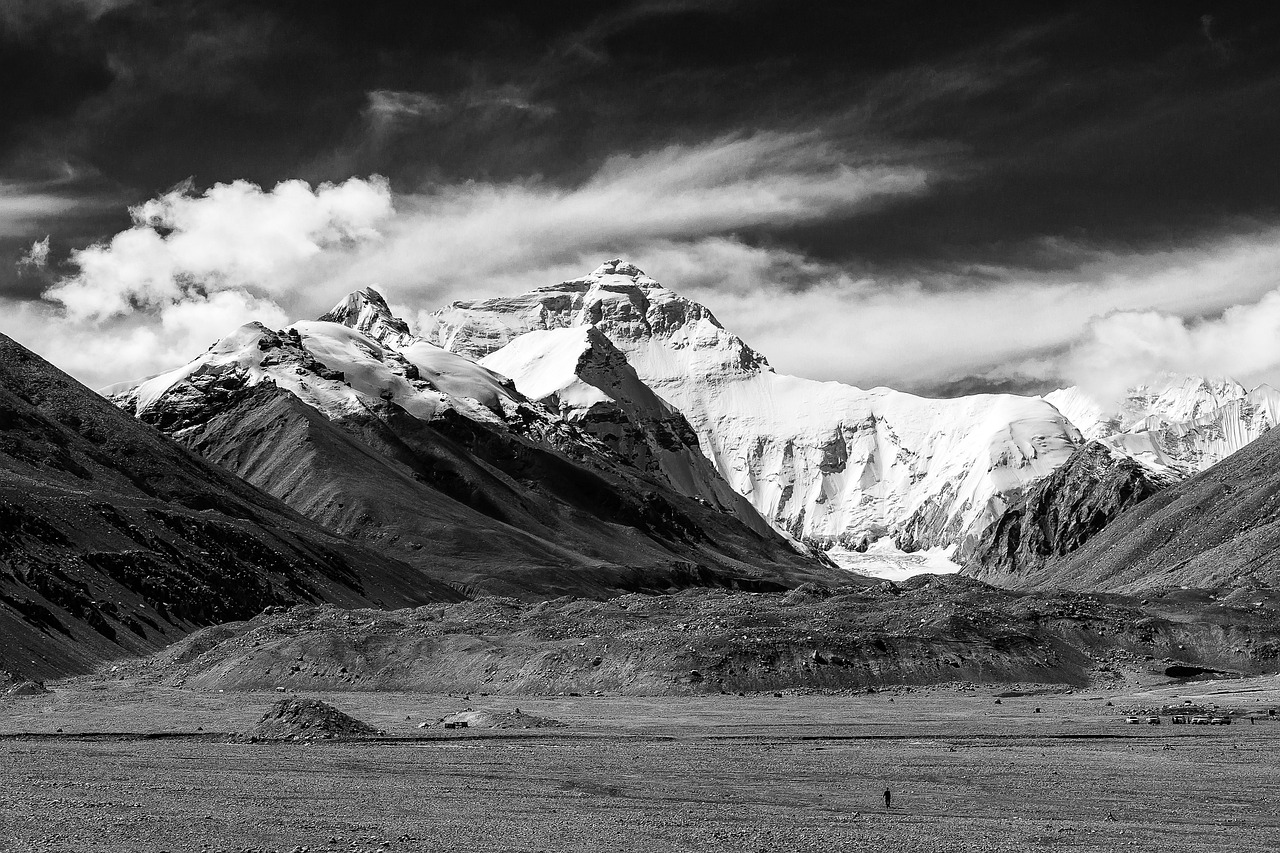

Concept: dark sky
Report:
left=3, top=1, right=1280, bottom=393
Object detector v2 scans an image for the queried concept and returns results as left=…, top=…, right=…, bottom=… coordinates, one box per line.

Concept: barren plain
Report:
left=2, top=672, right=1277, bottom=853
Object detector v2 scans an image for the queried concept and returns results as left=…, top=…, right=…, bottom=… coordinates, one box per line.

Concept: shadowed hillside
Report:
left=0, top=334, right=461, bottom=681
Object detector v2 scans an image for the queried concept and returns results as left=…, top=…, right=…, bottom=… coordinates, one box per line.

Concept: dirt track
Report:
left=2, top=676, right=1278, bottom=852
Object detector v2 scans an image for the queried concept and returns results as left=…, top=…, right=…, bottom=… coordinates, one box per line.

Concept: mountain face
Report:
left=329, top=288, right=769, bottom=533
left=0, top=333, right=460, bottom=681
left=965, top=441, right=1181, bottom=587
left=423, top=260, right=1084, bottom=558
left=475, top=325, right=777, bottom=536
left=109, top=305, right=844, bottom=598
left=969, top=424, right=1280, bottom=594
left=1046, top=377, right=1280, bottom=473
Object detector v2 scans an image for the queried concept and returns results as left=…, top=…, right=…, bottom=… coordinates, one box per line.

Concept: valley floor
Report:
left=2, top=676, right=1278, bottom=852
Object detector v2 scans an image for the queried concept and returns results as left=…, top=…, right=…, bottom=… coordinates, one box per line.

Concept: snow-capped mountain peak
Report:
left=590, top=257, right=648, bottom=278
left=1045, top=373, right=1280, bottom=472
left=424, top=262, right=1084, bottom=560
left=318, top=286, right=413, bottom=347
left=422, top=258, right=771, bottom=379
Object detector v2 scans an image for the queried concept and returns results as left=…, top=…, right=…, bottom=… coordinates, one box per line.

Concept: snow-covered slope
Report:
left=477, top=325, right=771, bottom=528
left=1045, top=376, right=1280, bottom=472
left=106, top=320, right=522, bottom=432
left=425, top=260, right=1085, bottom=557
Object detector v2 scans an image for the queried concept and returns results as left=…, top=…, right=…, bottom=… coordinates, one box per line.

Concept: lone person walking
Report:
left=884, top=788, right=891, bottom=809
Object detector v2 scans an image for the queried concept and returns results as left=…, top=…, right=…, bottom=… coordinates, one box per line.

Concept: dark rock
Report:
left=966, top=441, right=1178, bottom=586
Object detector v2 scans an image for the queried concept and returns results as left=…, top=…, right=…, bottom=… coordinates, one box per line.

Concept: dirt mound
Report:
left=442, top=708, right=566, bottom=729
left=243, top=698, right=378, bottom=741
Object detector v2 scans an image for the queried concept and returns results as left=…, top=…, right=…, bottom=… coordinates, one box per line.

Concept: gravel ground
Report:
left=1, top=678, right=1277, bottom=852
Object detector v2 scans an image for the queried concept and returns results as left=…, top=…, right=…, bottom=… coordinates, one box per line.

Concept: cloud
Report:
left=366, top=86, right=553, bottom=126
left=342, top=131, right=929, bottom=302
left=0, top=0, right=132, bottom=32
left=11, top=130, right=928, bottom=387
left=3, top=176, right=390, bottom=389
left=22, top=125, right=1280, bottom=401
left=613, top=227, right=1280, bottom=395
left=366, top=90, right=450, bottom=124
left=0, top=186, right=86, bottom=237
left=2, top=289, right=289, bottom=391
left=1067, top=288, right=1280, bottom=402
left=16, top=236, right=50, bottom=269
left=46, top=176, right=393, bottom=320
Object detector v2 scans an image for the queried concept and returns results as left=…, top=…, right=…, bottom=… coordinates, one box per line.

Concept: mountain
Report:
left=109, top=312, right=844, bottom=598
left=968, top=424, right=1280, bottom=594
left=329, top=288, right=770, bottom=533
left=1046, top=376, right=1280, bottom=472
left=965, top=441, right=1181, bottom=587
left=0, top=333, right=460, bottom=681
left=422, top=260, right=1084, bottom=560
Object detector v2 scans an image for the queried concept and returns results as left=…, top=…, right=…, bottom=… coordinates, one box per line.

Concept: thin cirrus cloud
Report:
left=0, top=184, right=87, bottom=237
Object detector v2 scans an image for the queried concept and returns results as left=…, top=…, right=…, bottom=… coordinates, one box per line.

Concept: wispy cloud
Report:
left=6, top=130, right=928, bottom=387
left=352, top=131, right=929, bottom=299
left=0, top=185, right=87, bottom=237
left=363, top=85, right=555, bottom=136
left=365, top=90, right=450, bottom=124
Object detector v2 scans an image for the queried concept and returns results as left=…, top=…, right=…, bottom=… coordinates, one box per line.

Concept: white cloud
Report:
left=617, top=228, right=1280, bottom=394
left=1066, top=288, right=1280, bottom=402
left=46, top=176, right=393, bottom=321
left=2, top=290, right=289, bottom=391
